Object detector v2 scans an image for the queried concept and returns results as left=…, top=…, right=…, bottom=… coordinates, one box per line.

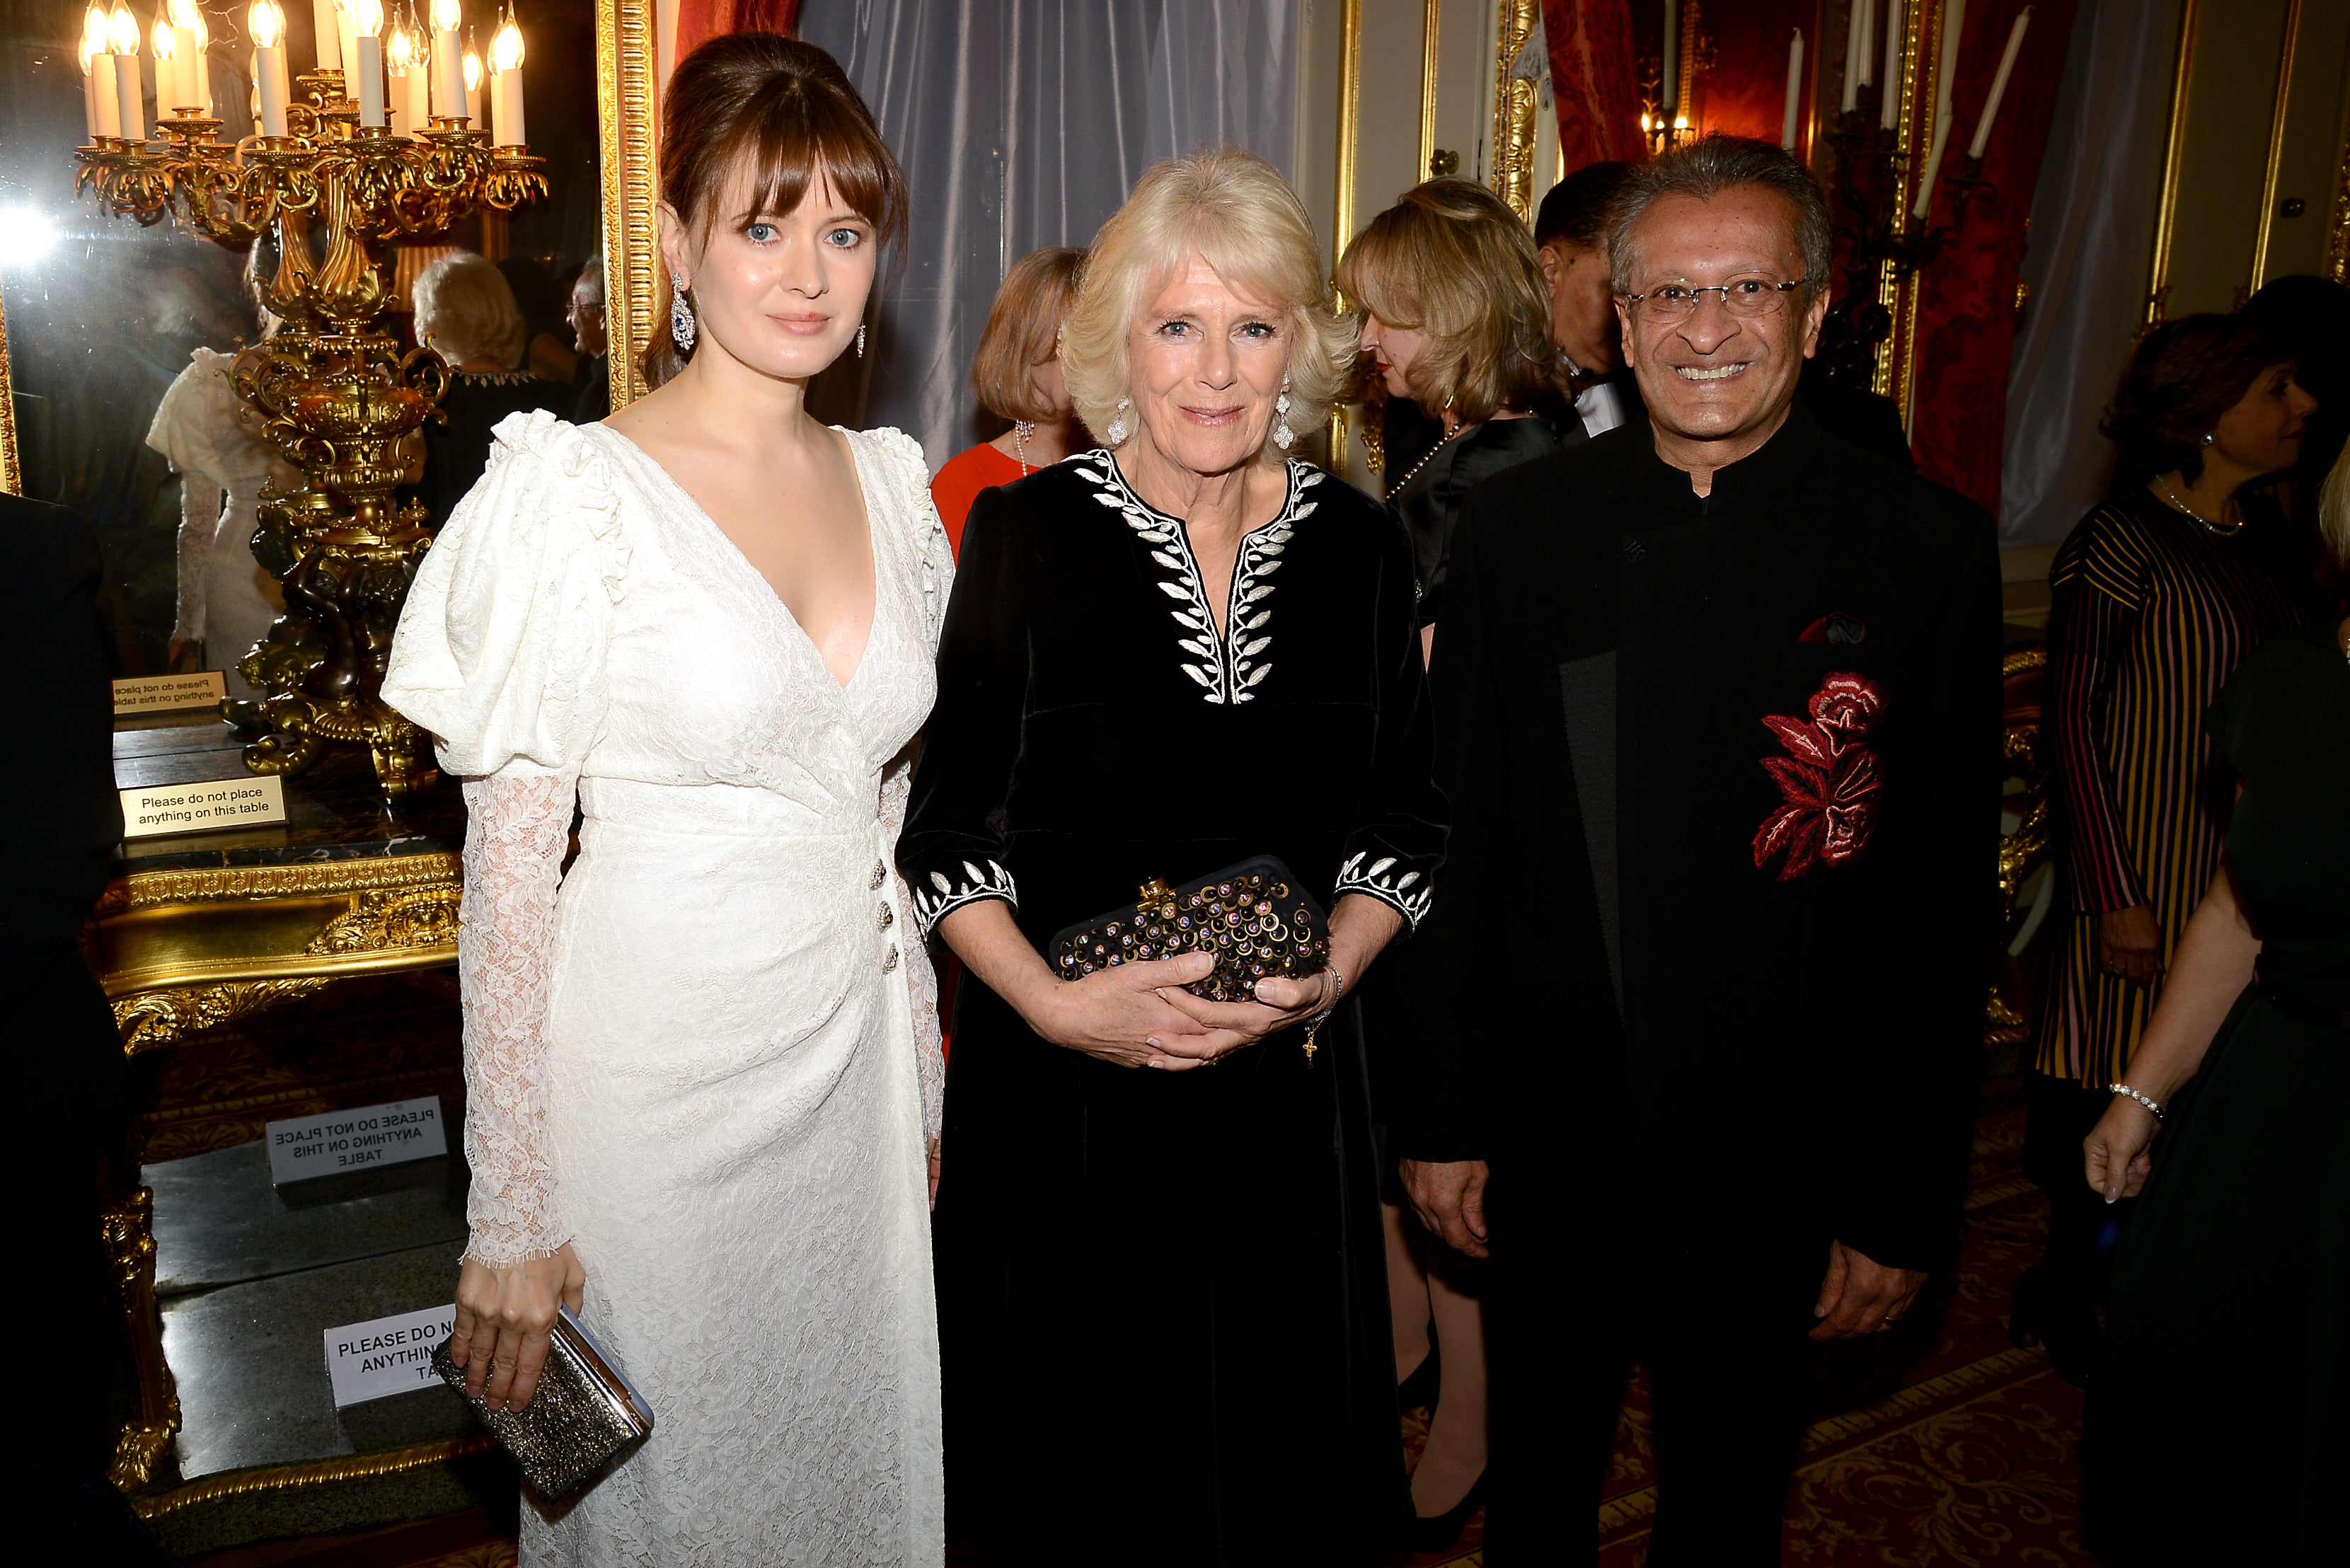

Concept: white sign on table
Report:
left=119, top=776, right=287, bottom=838
left=265, top=1095, right=449, bottom=1185
left=324, top=1303, right=457, bottom=1407
left=111, top=670, right=226, bottom=716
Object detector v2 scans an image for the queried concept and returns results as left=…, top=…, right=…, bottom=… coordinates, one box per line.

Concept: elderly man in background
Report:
left=1393, top=136, right=2000, bottom=1562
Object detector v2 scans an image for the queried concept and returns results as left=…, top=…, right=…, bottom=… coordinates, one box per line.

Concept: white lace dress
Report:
left=145, top=346, right=288, bottom=693
left=382, top=410, right=949, bottom=1565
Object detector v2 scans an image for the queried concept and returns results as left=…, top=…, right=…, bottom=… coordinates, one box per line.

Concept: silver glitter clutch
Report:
left=432, top=1305, right=655, bottom=1501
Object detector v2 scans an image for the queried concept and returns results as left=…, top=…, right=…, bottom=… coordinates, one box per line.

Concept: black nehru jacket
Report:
left=1393, top=397, right=2000, bottom=1270
left=0, top=495, right=127, bottom=1155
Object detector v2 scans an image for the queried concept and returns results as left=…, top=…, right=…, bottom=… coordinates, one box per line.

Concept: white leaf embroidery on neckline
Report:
left=1076, top=452, right=1323, bottom=705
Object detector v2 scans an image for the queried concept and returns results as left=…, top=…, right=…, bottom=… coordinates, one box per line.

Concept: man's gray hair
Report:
left=1606, top=135, right=1833, bottom=303
left=574, top=252, right=606, bottom=308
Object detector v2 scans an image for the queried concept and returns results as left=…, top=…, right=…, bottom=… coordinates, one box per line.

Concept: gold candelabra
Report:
left=74, top=71, right=545, bottom=799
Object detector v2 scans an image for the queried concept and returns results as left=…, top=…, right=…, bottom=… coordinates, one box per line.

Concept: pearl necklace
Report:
left=1388, top=425, right=1461, bottom=495
left=2154, top=475, right=2244, bottom=537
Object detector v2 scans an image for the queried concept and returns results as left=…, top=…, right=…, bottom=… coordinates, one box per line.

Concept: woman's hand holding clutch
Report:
left=451, top=1243, right=587, bottom=1412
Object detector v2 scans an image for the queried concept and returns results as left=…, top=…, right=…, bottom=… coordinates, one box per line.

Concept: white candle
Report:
left=1881, top=0, right=1904, bottom=127
left=1661, top=0, right=1678, bottom=116
left=1841, top=5, right=1861, bottom=113
left=488, top=11, right=522, bottom=144
left=430, top=0, right=461, bottom=119
left=1913, top=112, right=1951, bottom=218
left=195, top=8, right=212, bottom=111
left=174, top=26, right=201, bottom=108
left=150, top=13, right=178, bottom=111
left=1934, top=0, right=1966, bottom=127
left=1969, top=7, right=2031, bottom=160
left=1857, top=0, right=1874, bottom=87
left=311, top=0, right=340, bottom=67
left=354, top=40, right=382, bottom=122
left=249, top=1, right=289, bottom=133
left=335, top=1, right=359, bottom=91
left=110, top=5, right=145, bottom=139
left=1783, top=30, right=1806, bottom=149
left=462, top=41, right=481, bottom=125
left=90, top=51, right=120, bottom=137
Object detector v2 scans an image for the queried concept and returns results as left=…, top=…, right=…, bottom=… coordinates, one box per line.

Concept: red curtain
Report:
left=674, top=0, right=800, bottom=67
left=1906, top=0, right=2079, bottom=514
left=1546, top=0, right=1647, bottom=170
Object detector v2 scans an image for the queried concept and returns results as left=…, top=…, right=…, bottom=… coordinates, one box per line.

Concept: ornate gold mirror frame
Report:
left=599, top=0, right=661, bottom=416
left=0, top=279, right=18, bottom=495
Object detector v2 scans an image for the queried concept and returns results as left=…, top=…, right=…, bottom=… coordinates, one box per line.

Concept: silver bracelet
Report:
left=2111, top=1083, right=2165, bottom=1122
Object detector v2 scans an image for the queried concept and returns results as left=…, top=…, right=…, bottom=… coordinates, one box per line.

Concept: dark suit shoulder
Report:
left=1816, top=438, right=1993, bottom=555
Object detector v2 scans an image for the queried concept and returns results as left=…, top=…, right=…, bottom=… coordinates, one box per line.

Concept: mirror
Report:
left=0, top=0, right=602, bottom=686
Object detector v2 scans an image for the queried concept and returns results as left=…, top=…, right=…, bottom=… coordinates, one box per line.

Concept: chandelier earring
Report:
left=858, top=323, right=867, bottom=359
left=1105, top=397, right=1133, bottom=446
left=669, top=276, right=696, bottom=353
left=1272, top=372, right=1294, bottom=451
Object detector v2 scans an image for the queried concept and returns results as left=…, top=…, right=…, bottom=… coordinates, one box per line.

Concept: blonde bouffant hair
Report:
left=1337, top=178, right=1562, bottom=423
left=2319, top=444, right=2350, bottom=567
left=1059, top=148, right=1357, bottom=451
left=411, top=252, right=529, bottom=371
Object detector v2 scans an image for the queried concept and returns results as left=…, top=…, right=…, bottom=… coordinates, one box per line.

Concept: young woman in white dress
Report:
left=381, top=34, right=948, bottom=1565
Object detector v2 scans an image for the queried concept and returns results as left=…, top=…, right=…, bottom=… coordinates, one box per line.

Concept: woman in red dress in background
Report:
left=930, top=246, right=1089, bottom=554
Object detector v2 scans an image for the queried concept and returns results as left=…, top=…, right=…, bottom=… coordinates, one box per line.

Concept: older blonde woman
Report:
left=410, top=251, right=563, bottom=525
left=901, top=148, right=1442, bottom=1566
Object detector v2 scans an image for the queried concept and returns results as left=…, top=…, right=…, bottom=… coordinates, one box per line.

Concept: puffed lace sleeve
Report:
left=146, top=351, right=236, bottom=645
left=383, top=410, right=623, bottom=1266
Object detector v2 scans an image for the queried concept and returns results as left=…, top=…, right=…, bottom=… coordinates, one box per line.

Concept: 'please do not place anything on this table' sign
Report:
left=265, top=1096, right=449, bottom=1184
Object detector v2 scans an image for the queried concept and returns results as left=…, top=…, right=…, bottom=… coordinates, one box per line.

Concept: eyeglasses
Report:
left=1621, top=278, right=1809, bottom=321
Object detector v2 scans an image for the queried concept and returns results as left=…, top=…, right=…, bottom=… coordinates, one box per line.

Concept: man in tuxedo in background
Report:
left=0, top=494, right=163, bottom=1556
left=1395, top=137, right=2000, bottom=1562
left=1539, top=157, right=1916, bottom=466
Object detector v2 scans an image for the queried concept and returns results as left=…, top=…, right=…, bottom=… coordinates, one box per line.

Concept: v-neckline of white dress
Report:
left=594, top=422, right=883, bottom=696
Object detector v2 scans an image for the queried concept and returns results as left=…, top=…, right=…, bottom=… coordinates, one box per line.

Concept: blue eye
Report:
left=745, top=222, right=776, bottom=244
left=1239, top=321, right=1276, bottom=339
left=1160, top=321, right=1192, bottom=337
left=827, top=227, right=863, bottom=248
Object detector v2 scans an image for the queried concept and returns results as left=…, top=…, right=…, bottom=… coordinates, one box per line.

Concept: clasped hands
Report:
left=1398, top=1160, right=1926, bottom=1339
left=1027, top=948, right=1340, bottom=1071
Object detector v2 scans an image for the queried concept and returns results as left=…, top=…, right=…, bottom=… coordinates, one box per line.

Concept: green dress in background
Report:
left=2087, top=616, right=2350, bottom=1567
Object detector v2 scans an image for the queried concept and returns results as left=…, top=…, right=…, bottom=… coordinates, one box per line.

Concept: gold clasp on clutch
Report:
left=1138, top=876, right=1175, bottom=904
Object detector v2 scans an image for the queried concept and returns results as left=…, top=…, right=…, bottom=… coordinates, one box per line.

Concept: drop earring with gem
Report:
left=1272, top=373, right=1294, bottom=451
left=1106, top=397, right=1133, bottom=445
left=669, top=276, right=696, bottom=352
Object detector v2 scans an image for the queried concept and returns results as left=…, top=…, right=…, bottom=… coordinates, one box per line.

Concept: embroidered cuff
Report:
left=911, top=858, right=1018, bottom=938
left=1334, top=851, right=1433, bottom=933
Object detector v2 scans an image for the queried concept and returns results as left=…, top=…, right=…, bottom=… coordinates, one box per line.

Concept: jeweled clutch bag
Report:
left=432, top=1305, right=655, bottom=1502
left=1049, top=856, right=1330, bottom=1005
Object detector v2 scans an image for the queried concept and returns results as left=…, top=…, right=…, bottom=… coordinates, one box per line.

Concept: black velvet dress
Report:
left=900, top=449, right=1444, bottom=1567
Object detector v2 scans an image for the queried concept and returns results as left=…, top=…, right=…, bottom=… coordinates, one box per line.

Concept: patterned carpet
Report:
left=188, top=1083, right=2098, bottom=1567
left=1393, top=1081, right=2105, bottom=1567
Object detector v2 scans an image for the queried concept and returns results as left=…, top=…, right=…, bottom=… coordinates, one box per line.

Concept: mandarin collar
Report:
left=1628, top=393, right=1825, bottom=520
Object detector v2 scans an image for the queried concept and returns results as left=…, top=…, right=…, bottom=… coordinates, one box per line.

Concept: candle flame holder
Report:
left=73, top=75, right=545, bottom=799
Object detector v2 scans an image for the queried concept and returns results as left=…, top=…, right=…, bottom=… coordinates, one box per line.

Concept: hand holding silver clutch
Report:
left=432, top=1305, right=655, bottom=1501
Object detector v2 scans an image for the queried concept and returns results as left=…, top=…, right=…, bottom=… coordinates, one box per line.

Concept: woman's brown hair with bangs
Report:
left=1336, top=177, right=1560, bottom=424
left=971, top=246, right=1085, bottom=423
left=645, top=33, right=908, bottom=388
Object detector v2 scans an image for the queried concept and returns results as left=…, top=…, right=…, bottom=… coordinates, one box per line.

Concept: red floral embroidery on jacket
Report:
left=1752, top=672, right=1886, bottom=882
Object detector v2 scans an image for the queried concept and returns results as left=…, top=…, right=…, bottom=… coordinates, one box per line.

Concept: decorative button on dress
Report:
left=383, top=411, right=950, bottom=1567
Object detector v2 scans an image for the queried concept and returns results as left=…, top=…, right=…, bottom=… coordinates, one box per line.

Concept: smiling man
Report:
left=1390, top=137, right=2002, bottom=1562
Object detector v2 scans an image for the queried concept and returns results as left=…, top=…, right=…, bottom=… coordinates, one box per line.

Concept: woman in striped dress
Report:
left=2015, top=313, right=2324, bottom=1374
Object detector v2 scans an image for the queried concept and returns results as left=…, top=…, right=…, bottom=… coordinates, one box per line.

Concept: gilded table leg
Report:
left=103, top=1187, right=182, bottom=1492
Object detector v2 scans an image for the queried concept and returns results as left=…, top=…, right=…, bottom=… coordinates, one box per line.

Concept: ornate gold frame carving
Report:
left=1417, top=0, right=1442, bottom=185
left=96, top=853, right=462, bottom=1053
left=2327, top=153, right=2350, bottom=284
left=1490, top=0, right=1541, bottom=223
left=0, top=275, right=18, bottom=495
left=2146, top=0, right=2203, bottom=324
left=133, top=1436, right=499, bottom=1519
left=105, top=1187, right=183, bottom=1490
left=601, top=0, right=660, bottom=414
left=1328, top=0, right=1364, bottom=470
left=2250, top=0, right=2305, bottom=295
